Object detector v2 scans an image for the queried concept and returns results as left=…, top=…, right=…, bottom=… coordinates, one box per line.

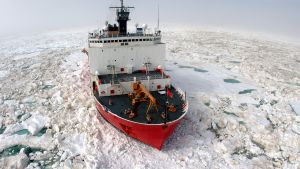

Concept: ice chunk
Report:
left=290, top=101, right=300, bottom=116
left=60, top=151, right=69, bottom=162
left=3, top=100, right=18, bottom=107
left=51, top=91, right=64, bottom=105
left=0, top=148, right=29, bottom=169
left=63, top=159, right=73, bottom=169
left=3, top=123, right=24, bottom=134
left=22, top=96, right=36, bottom=104
left=21, top=115, right=49, bottom=135
left=0, top=116, right=3, bottom=128
left=15, top=110, right=25, bottom=118
left=60, top=134, right=87, bottom=157
left=0, top=70, right=9, bottom=79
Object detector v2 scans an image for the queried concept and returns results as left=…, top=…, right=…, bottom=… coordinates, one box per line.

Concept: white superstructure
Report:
left=88, top=33, right=166, bottom=75
left=88, top=0, right=170, bottom=97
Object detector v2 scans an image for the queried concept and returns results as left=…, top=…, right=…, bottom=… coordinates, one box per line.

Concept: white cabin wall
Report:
left=89, top=43, right=166, bottom=75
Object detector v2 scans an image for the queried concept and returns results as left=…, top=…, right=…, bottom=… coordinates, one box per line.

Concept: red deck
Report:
left=95, top=97, right=185, bottom=150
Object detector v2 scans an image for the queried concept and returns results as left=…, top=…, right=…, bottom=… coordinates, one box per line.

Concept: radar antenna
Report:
left=110, top=0, right=134, bottom=35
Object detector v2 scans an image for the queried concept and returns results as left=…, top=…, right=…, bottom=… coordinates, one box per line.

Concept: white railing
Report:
left=89, top=33, right=161, bottom=39
left=175, top=86, right=189, bottom=113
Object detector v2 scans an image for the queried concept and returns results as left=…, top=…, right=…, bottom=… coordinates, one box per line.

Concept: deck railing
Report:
left=89, top=33, right=161, bottom=39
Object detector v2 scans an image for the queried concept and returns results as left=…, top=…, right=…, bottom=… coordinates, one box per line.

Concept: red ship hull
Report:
left=95, top=97, right=186, bottom=150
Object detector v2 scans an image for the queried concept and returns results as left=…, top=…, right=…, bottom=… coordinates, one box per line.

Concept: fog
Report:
left=1, top=0, right=300, bottom=41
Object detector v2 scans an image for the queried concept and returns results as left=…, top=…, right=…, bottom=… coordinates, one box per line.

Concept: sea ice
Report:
left=0, top=70, right=9, bottom=79
left=0, top=148, right=29, bottom=169
left=22, top=115, right=49, bottom=135
left=0, top=116, right=3, bottom=128
left=290, top=101, right=300, bottom=116
left=0, top=28, right=299, bottom=168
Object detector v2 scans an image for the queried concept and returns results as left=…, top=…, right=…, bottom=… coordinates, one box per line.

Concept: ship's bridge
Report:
left=88, top=32, right=162, bottom=48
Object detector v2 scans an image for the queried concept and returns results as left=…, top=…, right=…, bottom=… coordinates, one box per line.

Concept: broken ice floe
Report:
left=13, top=52, right=41, bottom=61
left=0, top=147, right=30, bottom=169
left=3, top=114, right=49, bottom=136
left=0, top=70, right=9, bottom=80
left=290, top=101, right=300, bottom=116
left=1, top=28, right=300, bottom=168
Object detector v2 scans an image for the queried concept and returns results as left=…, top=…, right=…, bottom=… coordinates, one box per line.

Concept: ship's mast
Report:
left=121, top=0, right=124, bottom=8
left=110, top=0, right=134, bottom=35
left=157, top=4, right=160, bottom=30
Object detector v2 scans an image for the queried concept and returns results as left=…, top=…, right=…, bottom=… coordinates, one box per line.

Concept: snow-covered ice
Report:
left=0, top=71, right=9, bottom=80
left=0, top=28, right=299, bottom=168
left=290, top=101, right=300, bottom=116
left=0, top=148, right=30, bottom=169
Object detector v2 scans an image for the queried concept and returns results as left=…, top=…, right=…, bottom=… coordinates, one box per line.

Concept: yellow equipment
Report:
left=128, top=82, right=161, bottom=121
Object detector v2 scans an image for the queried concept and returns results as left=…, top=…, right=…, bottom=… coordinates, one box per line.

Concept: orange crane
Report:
left=127, top=82, right=161, bottom=122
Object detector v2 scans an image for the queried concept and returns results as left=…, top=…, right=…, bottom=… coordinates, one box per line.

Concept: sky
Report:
left=0, top=0, right=300, bottom=41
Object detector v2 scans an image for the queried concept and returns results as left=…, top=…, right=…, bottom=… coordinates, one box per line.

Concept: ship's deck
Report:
left=98, top=71, right=166, bottom=84
left=95, top=86, right=186, bottom=124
